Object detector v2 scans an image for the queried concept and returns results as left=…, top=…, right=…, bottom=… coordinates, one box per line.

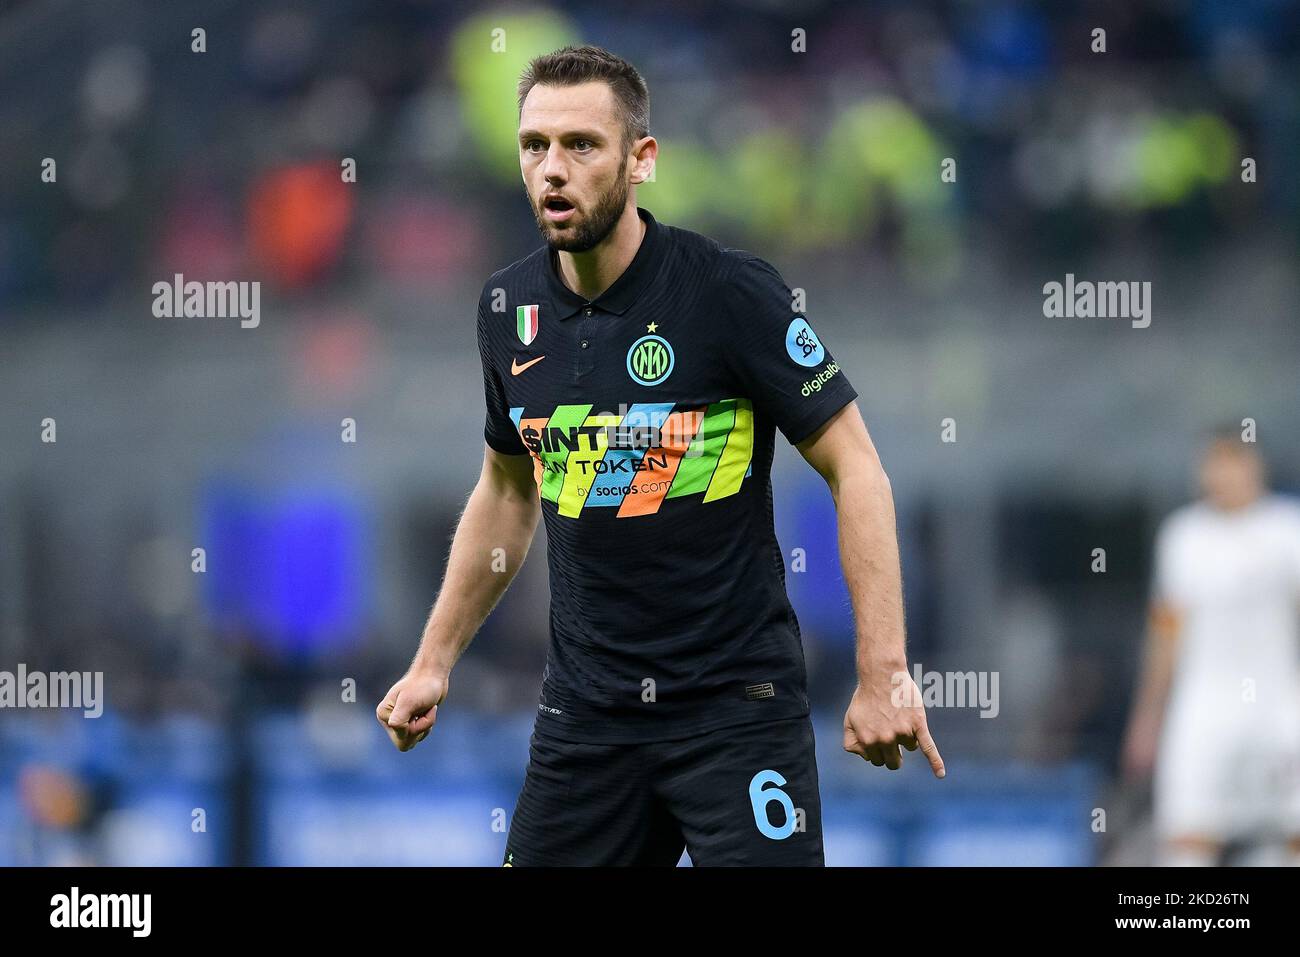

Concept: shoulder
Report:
left=653, top=217, right=781, bottom=291
left=1157, top=503, right=1206, bottom=544
left=712, top=243, right=784, bottom=290
left=478, top=246, right=550, bottom=311
left=1259, top=493, right=1300, bottom=528
left=653, top=222, right=806, bottom=340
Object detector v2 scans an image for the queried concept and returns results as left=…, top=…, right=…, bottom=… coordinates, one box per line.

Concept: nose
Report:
left=541, top=142, right=568, bottom=184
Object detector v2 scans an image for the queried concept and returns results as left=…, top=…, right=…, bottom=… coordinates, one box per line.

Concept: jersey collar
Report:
left=544, top=206, right=663, bottom=320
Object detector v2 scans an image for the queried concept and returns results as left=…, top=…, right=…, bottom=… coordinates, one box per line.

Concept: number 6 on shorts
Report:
left=748, top=769, right=796, bottom=840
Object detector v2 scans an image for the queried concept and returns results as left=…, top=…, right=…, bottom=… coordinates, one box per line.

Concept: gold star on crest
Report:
left=646, top=321, right=658, bottom=333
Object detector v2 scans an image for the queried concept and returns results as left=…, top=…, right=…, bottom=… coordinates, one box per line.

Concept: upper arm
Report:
left=481, top=442, right=539, bottom=506
left=1147, top=520, right=1184, bottom=644
left=477, top=285, right=528, bottom=456
left=1147, top=599, right=1182, bottom=645
left=795, top=401, right=885, bottom=489
left=1288, top=503, right=1300, bottom=600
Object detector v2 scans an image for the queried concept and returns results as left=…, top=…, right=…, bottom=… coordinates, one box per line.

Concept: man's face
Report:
left=1198, top=439, right=1264, bottom=509
left=519, top=81, right=633, bottom=253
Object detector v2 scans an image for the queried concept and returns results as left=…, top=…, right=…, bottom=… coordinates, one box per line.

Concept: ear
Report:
left=629, top=135, right=658, bottom=184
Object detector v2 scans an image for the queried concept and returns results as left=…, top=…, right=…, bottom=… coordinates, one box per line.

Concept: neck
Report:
left=556, top=206, right=646, bottom=302
left=1211, top=490, right=1263, bottom=512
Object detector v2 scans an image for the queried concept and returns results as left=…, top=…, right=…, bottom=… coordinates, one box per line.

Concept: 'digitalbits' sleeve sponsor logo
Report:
left=800, top=362, right=840, bottom=395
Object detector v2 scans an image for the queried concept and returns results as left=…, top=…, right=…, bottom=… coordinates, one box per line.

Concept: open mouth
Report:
left=543, top=196, right=576, bottom=221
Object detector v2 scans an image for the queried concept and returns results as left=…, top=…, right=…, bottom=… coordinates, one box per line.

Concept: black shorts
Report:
left=503, top=714, right=824, bottom=866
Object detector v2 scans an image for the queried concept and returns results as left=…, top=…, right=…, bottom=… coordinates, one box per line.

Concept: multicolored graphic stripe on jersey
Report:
left=509, top=399, right=755, bottom=518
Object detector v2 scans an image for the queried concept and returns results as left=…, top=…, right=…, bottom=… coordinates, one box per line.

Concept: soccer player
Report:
left=1122, top=427, right=1300, bottom=866
left=376, top=45, right=944, bottom=866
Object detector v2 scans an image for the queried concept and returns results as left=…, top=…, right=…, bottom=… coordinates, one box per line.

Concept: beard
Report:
left=531, top=174, right=629, bottom=253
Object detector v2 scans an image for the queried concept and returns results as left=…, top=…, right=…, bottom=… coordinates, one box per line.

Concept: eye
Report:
left=523, top=139, right=544, bottom=153
left=573, top=139, right=594, bottom=151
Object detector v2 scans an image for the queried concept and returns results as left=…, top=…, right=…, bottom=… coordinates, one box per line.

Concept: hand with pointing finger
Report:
left=843, top=669, right=946, bottom=778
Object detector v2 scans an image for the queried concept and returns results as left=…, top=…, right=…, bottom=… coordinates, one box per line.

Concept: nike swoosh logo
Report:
left=511, top=355, right=545, bottom=375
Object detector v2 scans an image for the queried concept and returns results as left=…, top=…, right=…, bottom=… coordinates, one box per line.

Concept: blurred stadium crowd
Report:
left=1, top=0, right=1297, bottom=864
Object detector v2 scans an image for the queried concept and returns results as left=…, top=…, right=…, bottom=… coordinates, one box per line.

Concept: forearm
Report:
left=1131, top=605, right=1180, bottom=722
left=410, top=477, right=540, bottom=675
left=832, top=466, right=908, bottom=682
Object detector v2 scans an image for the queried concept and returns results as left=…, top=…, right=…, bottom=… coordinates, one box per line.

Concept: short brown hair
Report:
left=517, top=45, right=649, bottom=152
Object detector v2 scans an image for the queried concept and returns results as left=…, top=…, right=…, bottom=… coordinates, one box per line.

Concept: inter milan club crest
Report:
left=516, top=304, right=539, bottom=346
left=626, top=333, right=674, bottom=386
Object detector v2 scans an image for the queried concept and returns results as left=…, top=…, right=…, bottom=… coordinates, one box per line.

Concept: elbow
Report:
left=827, top=458, right=890, bottom=500
left=863, top=437, right=892, bottom=494
left=485, top=473, right=539, bottom=513
left=479, top=459, right=540, bottom=514
left=878, top=466, right=893, bottom=499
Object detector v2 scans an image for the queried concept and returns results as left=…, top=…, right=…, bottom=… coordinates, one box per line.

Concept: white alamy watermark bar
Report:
left=50, top=887, right=151, bottom=937
left=1042, top=273, right=1152, bottom=328
left=0, top=664, right=104, bottom=717
left=151, top=273, right=261, bottom=328
left=892, top=663, right=1000, bottom=718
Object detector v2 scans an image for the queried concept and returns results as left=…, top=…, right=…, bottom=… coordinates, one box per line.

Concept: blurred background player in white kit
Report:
left=1123, top=426, right=1300, bottom=866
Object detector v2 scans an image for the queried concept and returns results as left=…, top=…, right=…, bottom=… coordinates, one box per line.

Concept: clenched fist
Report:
left=376, top=668, right=449, bottom=752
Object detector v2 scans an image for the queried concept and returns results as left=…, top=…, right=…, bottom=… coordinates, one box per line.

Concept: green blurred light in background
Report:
left=1132, top=113, right=1238, bottom=208
left=730, top=130, right=811, bottom=246
left=642, top=130, right=807, bottom=244
left=811, top=99, right=949, bottom=246
left=636, top=140, right=725, bottom=227
left=449, top=25, right=964, bottom=272
left=450, top=9, right=579, bottom=182
left=1185, top=113, right=1237, bottom=181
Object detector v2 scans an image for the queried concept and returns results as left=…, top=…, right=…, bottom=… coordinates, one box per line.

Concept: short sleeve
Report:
left=718, top=255, right=859, bottom=445
left=1285, top=501, right=1300, bottom=600
left=1149, top=517, right=1179, bottom=607
left=477, top=293, right=527, bottom=455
